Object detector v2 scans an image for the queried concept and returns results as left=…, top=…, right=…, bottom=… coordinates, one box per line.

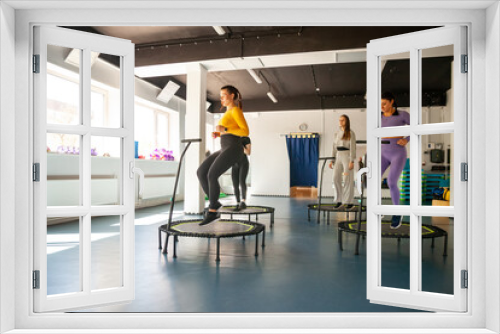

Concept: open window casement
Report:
left=33, top=26, right=137, bottom=312
left=364, top=26, right=467, bottom=312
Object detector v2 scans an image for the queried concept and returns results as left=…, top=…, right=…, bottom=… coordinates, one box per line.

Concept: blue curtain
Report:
left=286, top=135, right=319, bottom=187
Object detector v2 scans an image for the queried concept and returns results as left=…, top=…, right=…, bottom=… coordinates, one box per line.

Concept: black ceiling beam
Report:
left=134, top=26, right=435, bottom=67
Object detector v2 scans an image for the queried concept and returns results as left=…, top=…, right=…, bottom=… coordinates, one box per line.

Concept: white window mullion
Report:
left=409, top=46, right=420, bottom=295
left=81, top=47, right=92, bottom=295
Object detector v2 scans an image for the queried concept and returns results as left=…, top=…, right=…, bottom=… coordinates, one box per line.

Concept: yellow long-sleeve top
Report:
left=218, top=106, right=249, bottom=137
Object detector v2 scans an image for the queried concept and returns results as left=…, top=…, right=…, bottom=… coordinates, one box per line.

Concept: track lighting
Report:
left=212, top=26, right=226, bottom=35
left=267, top=91, right=278, bottom=103
left=247, top=69, right=262, bottom=84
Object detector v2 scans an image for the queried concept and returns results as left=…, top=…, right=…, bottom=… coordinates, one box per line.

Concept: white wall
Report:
left=0, top=2, right=15, bottom=333
left=245, top=109, right=367, bottom=197
left=485, top=2, right=500, bottom=332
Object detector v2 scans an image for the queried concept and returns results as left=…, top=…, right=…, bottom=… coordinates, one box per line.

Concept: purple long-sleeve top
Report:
left=381, top=109, right=410, bottom=142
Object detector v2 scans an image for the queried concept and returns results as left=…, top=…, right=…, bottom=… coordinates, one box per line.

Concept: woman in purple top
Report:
left=381, top=92, right=410, bottom=229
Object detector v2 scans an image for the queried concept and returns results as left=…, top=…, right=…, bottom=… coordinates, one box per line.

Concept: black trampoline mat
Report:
left=308, top=203, right=366, bottom=212
left=341, top=221, right=445, bottom=237
left=220, top=206, right=274, bottom=214
left=166, top=219, right=263, bottom=238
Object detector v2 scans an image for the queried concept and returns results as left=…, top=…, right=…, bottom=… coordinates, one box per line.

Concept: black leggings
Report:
left=197, top=135, right=244, bottom=210
left=232, top=155, right=249, bottom=202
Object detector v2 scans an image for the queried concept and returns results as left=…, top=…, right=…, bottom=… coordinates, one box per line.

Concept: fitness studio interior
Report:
left=5, top=1, right=500, bottom=333
left=40, top=25, right=457, bottom=313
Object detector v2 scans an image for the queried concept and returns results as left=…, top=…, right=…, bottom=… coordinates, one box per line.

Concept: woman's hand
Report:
left=329, top=161, right=334, bottom=169
left=212, top=132, right=220, bottom=139
left=348, top=161, right=354, bottom=170
left=215, top=125, right=226, bottom=133
left=397, top=138, right=409, bottom=146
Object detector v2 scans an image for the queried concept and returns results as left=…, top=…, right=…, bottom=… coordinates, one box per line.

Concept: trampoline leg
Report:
left=255, top=233, right=259, bottom=256
left=443, top=233, right=448, bottom=256
left=231, top=214, right=233, bottom=220
left=248, top=214, right=251, bottom=221
left=216, top=238, right=221, bottom=262
left=308, top=209, right=310, bottom=221
left=262, top=227, right=266, bottom=248
left=339, top=229, right=343, bottom=251
left=162, top=234, right=169, bottom=254
left=431, top=237, right=435, bottom=248
left=271, top=212, right=274, bottom=227
left=242, top=235, right=245, bottom=241
left=173, top=236, right=178, bottom=258
left=158, top=229, right=162, bottom=249
left=327, top=212, right=330, bottom=225
left=354, top=234, right=360, bottom=255
left=256, top=214, right=259, bottom=222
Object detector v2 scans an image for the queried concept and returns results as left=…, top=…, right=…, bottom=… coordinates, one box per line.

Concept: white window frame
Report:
left=33, top=25, right=136, bottom=312
left=3, top=2, right=498, bottom=333
left=47, top=66, right=110, bottom=129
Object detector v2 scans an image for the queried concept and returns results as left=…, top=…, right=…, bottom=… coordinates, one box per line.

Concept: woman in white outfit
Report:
left=329, top=114, right=356, bottom=210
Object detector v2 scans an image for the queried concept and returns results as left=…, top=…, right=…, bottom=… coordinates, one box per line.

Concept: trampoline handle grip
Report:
left=356, top=167, right=369, bottom=195
left=181, top=138, right=202, bottom=143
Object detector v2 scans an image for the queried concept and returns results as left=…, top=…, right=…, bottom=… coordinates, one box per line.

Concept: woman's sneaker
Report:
left=390, top=215, right=403, bottom=229
left=333, top=202, right=342, bottom=209
left=238, top=201, right=247, bottom=211
left=199, top=211, right=220, bottom=226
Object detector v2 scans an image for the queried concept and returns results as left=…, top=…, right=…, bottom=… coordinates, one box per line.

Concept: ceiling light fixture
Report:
left=267, top=91, right=278, bottom=103
left=247, top=69, right=262, bottom=84
left=212, top=26, right=226, bottom=35
left=156, top=81, right=180, bottom=104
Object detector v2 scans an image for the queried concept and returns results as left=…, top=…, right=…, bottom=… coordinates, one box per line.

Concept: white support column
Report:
left=184, top=64, right=207, bottom=213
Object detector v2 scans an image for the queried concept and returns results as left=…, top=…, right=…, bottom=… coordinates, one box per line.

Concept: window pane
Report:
left=421, top=216, right=453, bottom=295
left=380, top=51, right=411, bottom=127
left=91, top=52, right=121, bottom=128
left=421, top=133, right=453, bottom=206
left=420, top=45, right=454, bottom=125
left=134, top=104, right=156, bottom=158
left=47, top=45, right=80, bottom=125
left=47, top=133, right=80, bottom=206
left=91, top=136, right=121, bottom=206
left=380, top=138, right=410, bottom=206
left=91, top=215, right=122, bottom=290
left=47, top=216, right=81, bottom=295
left=380, top=215, right=410, bottom=290
left=157, top=112, right=169, bottom=150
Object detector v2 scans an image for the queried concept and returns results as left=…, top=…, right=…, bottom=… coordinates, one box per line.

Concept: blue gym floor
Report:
left=46, top=196, right=453, bottom=313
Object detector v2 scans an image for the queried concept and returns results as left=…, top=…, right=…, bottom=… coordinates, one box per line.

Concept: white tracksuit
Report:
left=331, top=129, right=356, bottom=205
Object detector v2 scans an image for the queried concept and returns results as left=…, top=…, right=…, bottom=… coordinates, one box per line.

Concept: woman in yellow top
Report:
left=197, top=85, right=250, bottom=225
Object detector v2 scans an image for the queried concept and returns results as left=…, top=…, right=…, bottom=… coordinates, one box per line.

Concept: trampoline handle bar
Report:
left=356, top=166, right=369, bottom=195
left=181, top=138, right=202, bottom=143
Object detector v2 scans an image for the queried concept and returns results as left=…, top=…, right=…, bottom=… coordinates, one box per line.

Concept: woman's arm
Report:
left=244, top=143, right=251, bottom=155
left=229, top=108, right=250, bottom=137
left=350, top=130, right=356, bottom=162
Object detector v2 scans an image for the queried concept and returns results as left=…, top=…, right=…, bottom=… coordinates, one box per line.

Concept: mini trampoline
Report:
left=158, top=219, right=265, bottom=262
left=214, top=205, right=275, bottom=227
left=309, top=154, right=366, bottom=224
left=307, top=203, right=366, bottom=224
left=157, top=138, right=266, bottom=262
left=338, top=220, right=448, bottom=256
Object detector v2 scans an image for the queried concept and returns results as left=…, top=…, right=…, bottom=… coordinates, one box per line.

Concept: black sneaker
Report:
left=344, top=204, right=354, bottom=210
left=333, top=202, right=342, bottom=208
left=391, top=215, right=403, bottom=229
left=238, top=201, right=247, bottom=211
left=204, top=201, right=223, bottom=217
left=199, top=211, right=220, bottom=226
